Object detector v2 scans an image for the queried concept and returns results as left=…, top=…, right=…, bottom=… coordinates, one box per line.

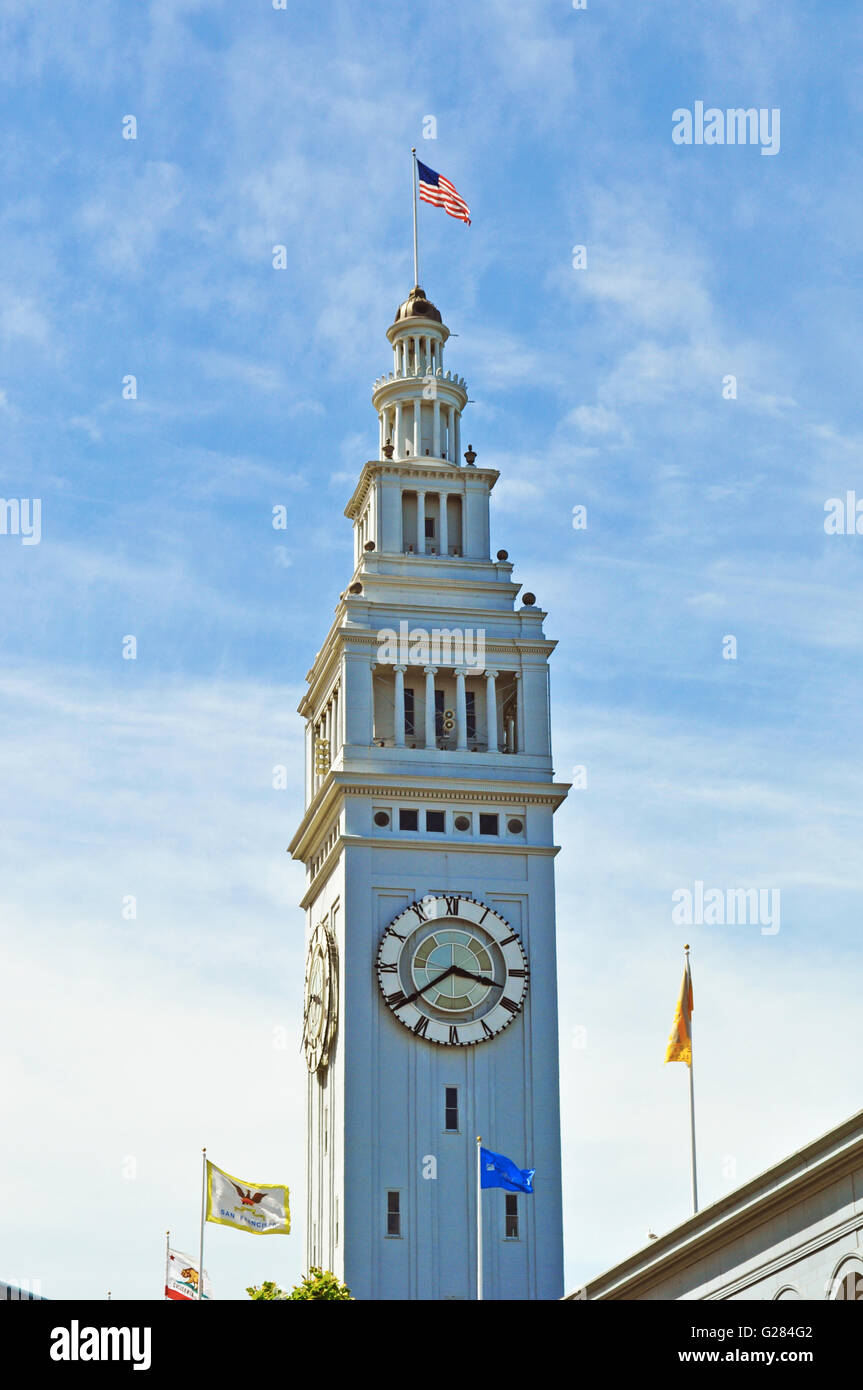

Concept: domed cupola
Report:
left=393, top=285, right=443, bottom=325
left=372, top=287, right=468, bottom=463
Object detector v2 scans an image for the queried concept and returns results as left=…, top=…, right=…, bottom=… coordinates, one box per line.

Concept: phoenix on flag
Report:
left=417, top=159, right=471, bottom=225
left=205, top=1160, right=290, bottom=1236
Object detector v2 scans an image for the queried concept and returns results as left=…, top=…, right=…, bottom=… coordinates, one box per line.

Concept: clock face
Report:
left=303, top=921, right=338, bottom=1073
left=376, top=895, right=528, bottom=1046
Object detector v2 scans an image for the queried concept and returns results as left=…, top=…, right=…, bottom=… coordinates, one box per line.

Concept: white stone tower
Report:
left=290, top=285, right=569, bottom=1300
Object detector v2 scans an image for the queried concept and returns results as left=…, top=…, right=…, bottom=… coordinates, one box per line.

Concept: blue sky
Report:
left=2, top=0, right=863, bottom=1300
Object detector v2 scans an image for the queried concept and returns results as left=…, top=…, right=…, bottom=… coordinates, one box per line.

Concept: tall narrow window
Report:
left=444, top=1087, right=459, bottom=1132
left=386, top=1190, right=401, bottom=1237
left=466, top=691, right=476, bottom=740
left=404, top=687, right=415, bottom=738
left=335, top=1197, right=339, bottom=1247
left=505, top=1194, right=519, bottom=1239
left=435, top=688, right=444, bottom=737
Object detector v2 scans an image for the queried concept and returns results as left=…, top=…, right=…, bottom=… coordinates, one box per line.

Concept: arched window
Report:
left=827, top=1257, right=863, bottom=1300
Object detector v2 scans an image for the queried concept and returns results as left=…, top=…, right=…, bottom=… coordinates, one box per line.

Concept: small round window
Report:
left=507, top=818, right=524, bottom=834
left=454, top=815, right=471, bottom=832
left=373, top=811, right=391, bottom=827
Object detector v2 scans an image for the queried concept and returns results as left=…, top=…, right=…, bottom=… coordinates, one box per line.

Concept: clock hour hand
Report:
left=451, top=966, right=505, bottom=989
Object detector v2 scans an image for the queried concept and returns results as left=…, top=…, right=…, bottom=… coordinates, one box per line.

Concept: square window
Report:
left=386, top=1190, right=401, bottom=1237
left=505, top=1194, right=519, bottom=1239
left=479, top=813, right=499, bottom=836
left=426, top=810, right=445, bottom=833
left=399, top=808, right=419, bottom=831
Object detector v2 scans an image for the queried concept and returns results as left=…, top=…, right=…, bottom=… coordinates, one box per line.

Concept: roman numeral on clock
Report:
left=500, top=934, right=517, bottom=946
left=444, top=895, right=460, bottom=915
left=385, top=928, right=406, bottom=941
left=412, top=1015, right=429, bottom=1037
left=413, top=901, right=428, bottom=922
left=508, top=969, right=526, bottom=977
left=481, top=1019, right=494, bottom=1039
left=500, top=996, right=519, bottom=1014
left=386, top=990, right=407, bottom=1009
left=379, top=962, right=397, bottom=973
left=448, top=1026, right=459, bottom=1044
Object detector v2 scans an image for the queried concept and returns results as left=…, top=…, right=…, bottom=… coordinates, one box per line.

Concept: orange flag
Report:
left=665, top=958, right=693, bottom=1066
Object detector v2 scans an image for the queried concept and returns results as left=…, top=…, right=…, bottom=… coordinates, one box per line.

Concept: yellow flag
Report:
left=665, top=959, right=693, bottom=1066
left=206, top=1160, right=290, bottom=1235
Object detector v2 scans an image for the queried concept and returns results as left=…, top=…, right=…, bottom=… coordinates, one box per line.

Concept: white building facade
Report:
left=566, top=1110, right=863, bottom=1302
left=290, top=286, right=569, bottom=1300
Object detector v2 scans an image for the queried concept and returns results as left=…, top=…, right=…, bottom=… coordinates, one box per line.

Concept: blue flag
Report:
left=480, top=1147, right=535, bottom=1193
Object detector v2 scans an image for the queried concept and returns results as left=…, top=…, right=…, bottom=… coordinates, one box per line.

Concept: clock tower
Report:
left=289, top=285, right=569, bottom=1300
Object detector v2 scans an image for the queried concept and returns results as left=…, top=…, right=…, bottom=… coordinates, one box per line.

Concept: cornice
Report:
left=345, top=460, right=499, bottom=518
left=289, top=772, right=571, bottom=861
left=299, top=833, right=560, bottom=909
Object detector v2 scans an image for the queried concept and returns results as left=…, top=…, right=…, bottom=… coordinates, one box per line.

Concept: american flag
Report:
left=417, top=159, right=471, bottom=225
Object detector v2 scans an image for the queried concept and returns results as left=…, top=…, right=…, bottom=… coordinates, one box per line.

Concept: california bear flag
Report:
left=205, top=1160, right=291, bottom=1235
left=166, top=1248, right=212, bottom=1301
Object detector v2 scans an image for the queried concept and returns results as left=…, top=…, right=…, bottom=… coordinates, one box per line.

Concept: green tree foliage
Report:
left=246, top=1269, right=353, bottom=1301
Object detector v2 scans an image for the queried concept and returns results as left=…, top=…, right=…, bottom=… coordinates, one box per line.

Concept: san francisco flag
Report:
left=417, top=159, right=471, bottom=225
left=166, top=1248, right=212, bottom=1301
left=205, top=1160, right=290, bottom=1236
left=664, top=957, right=693, bottom=1067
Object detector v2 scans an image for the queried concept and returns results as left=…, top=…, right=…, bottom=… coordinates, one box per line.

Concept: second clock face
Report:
left=376, top=895, right=528, bottom=1046
left=303, top=920, right=338, bottom=1073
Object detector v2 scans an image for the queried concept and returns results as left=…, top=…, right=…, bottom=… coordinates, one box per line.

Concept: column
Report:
left=446, top=404, right=454, bottom=461
left=424, top=666, right=437, bottom=749
left=393, top=665, right=406, bottom=748
left=433, top=398, right=440, bottom=458
left=439, top=492, right=448, bottom=557
left=455, top=668, right=467, bottom=750
left=416, top=490, right=426, bottom=554
left=305, top=721, right=313, bottom=803
left=454, top=408, right=461, bottom=464
left=379, top=413, right=384, bottom=456
left=485, top=670, right=498, bottom=751
left=412, top=335, right=420, bottom=372
left=394, top=402, right=402, bottom=459
left=413, top=398, right=420, bottom=457
left=515, top=671, right=525, bottom=754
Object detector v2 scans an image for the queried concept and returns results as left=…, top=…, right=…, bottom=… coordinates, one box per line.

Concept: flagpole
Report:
left=198, top=1147, right=207, bottom=1301
left=685, top=946, right=698, bottom=1215
left=411, top=147, right=419, bottom=287
left=476, top=1136, right=483, bottom=1301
